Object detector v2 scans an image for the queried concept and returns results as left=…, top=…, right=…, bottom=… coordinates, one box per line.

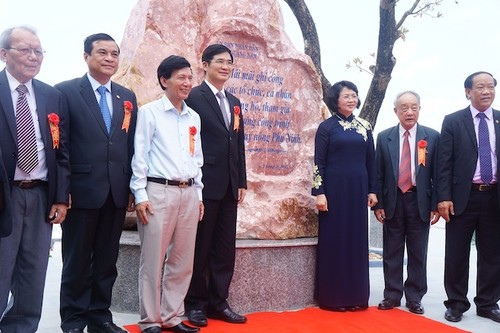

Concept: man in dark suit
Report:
left=374, top=91, right=440, bottom=315
left=56, top=33, right=137, bottom=333
left=0, top=26, right=70, bottom=332
left=184, top=44, right=247, bottom=327
left=437, top=71, right=500, bottom=324
left=0, top=146, right=13, bottom=242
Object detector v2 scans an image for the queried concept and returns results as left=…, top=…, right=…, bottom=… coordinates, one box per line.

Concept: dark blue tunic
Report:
left=312, top=113, right=376, bottom=308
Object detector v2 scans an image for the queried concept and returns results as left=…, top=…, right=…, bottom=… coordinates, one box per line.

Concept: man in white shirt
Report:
left=130, top=55, right=204, bottom=333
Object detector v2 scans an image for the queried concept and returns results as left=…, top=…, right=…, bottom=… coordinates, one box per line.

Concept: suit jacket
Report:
left=0, top=69, right=70, bottom=219
left=186, top=81, right=247, bottom=200
left=0, top=146, right=12, bottom=237
left=375, top=124, right=440, bottom=221
left=55, top=75, right=137, bottom=209
left=437, top=106, right=500, bottom=216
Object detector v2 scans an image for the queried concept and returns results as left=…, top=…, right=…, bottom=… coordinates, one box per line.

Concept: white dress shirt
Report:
left=6, top=70, right=48, bottom=181
left=130, top=95, right=204, bottom=204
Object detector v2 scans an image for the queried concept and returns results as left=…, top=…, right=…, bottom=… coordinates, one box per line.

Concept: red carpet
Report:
left=124, top=307, right=470, bottom=333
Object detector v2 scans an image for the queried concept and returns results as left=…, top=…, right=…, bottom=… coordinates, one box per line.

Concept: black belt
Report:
left=147, top=177, right=194, bottom=188
left=399, top=186, right=417, bottom=193
left=471, top=183, right=497, bottom=192
left=11, top=180, right=47, bottom=189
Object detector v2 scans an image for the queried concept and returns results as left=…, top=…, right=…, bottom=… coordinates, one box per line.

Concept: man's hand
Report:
left=238, top=188, right=246, bottom=204
left=48, top=204, right=68, bottom=224
left=430, top=210, right=440, bottom=225
left=136, top=201, right=153, bottom=225
left=438, top=201, right=454, bottom=223
left=374, top=208, right=385, bottom=223
left=198, top=201, right=204, bottom=221
left=316, top=194, right=328, bottom=212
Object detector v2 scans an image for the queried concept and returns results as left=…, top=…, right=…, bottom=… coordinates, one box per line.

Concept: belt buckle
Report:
left=19, top=180, right=32, bottom=189
left=479, top=184, right=489, bottom=191
left=178, top=181, right=188, bottom=188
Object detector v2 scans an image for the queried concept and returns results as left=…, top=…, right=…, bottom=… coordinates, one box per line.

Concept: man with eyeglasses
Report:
left=184, top=44, right=247, bottom=327
left=0, top=26, right=70, bottom=333
left=438, top=71, right=500, bottom=324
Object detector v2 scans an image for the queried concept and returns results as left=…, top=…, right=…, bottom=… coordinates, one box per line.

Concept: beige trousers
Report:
left=138, top=181, right=199, bottom=330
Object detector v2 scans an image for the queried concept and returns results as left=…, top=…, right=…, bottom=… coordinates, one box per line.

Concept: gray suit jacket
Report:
left=437, top=107, right=500, bottom=215
left=375, top=124, right=440, bottom=221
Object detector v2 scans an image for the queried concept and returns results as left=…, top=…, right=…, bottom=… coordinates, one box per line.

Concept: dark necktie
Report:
left=97, top=86, right=112, bottom=133
left=216, top=91, right=230, bottom=129
left=398, top=130, right=412, bottom=193
left=16, top=84, right=39, bottom=174
left=477, top=112, right=493, bottom=184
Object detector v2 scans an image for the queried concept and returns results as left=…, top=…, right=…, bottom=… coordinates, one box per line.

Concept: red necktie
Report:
left=398, top=130, right=412, bottom=193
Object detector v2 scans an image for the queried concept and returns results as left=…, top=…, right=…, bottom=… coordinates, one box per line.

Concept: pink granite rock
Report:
left=115, top=0, right=324, bottom=239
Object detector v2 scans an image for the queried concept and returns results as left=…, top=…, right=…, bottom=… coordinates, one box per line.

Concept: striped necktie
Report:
left=16, top=84, right=39, bottom=174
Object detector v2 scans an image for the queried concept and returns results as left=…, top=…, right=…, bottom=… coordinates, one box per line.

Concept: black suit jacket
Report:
left=375, top=124, right=440, bottom=221
left=186, top=81, right=247, bottom=200
left=0, top=69, right=70, bottom=218
left=437, top=106, right=500, bottom=215
left=55, top=75, right=137, bottom=209
left=0, top=146, right=12, bottom=238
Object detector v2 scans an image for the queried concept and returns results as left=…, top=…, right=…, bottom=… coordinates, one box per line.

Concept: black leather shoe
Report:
left=445, top=308, right=463, bottom=322
left=406, top=301, right=424, bottom=314
left=187, top=309, right=207, bottom=327
left=142, top=327, right=161, bottom=333
left=207, top=308, right=247, bottom=324
left=164, top=322, right=200, bottom=333
left=64, top=329, right=84, bottom=333
left=477, top=309, right=500, bottom=323
left=87, top=322, right=127, bottom=333
left=319, top=305, right=346, bottom=312
left=378, top=299, right=401, bottom=310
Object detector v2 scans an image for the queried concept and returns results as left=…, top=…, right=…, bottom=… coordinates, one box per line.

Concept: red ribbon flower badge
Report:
left=47, top=113, right=60, bottom=149
left=417, top=139, right=427, bottom=166
left=122, top=101, right=133, bottom=133
left=233, top=106, right=241, bottom=132
left=189, top=126, right=197, bottom=156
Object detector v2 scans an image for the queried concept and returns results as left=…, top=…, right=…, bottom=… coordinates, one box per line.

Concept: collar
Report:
left=398, top=123, right=417, bottom=138
left=470, top=105, right=493, bottom=120
left=205, top=79, right=225, bottom=98
left=87, top=73, right=111, bottom=93
left=6, top=70, right=34, bottom=95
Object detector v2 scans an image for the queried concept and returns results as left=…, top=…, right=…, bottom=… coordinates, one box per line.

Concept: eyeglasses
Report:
left=8, top=47, right=46, bottom=57
left=340, top=94, right=358, bottom=100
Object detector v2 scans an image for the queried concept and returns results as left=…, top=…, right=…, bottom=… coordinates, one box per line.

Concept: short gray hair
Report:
left=0, top=25, right=38, bottom=49
left=393, top=90, right=421, bottom=106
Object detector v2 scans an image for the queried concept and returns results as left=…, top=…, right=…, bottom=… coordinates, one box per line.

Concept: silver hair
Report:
left=0, top=25, right=38, bottom=49
left=393, top=90, right=421, bottom=106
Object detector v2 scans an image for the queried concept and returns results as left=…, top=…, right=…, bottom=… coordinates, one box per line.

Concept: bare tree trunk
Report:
left=359, top=0, right=400, bottom=128
left=283, top=0, right=331, bottom=102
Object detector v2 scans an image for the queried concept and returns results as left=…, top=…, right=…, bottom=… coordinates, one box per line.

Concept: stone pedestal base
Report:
left=111, top=232, right=317, bottom=313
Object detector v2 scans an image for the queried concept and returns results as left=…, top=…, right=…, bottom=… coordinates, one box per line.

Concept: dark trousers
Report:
left=383, top=190, right=430, bottom=303
left=185, top=187, right=238, bottom=312
left=444, top=189, right=500, bottom=312
left=0, top=185, right=51, bottom=333
left=60, top=192, right=126, bottom=331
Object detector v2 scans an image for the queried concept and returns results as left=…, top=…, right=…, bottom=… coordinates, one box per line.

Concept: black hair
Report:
left=83, top=33, right=117, bottom=54
left=464, top=71, right=497, bottom=89
left=201, top=44, right=233, bottom=63
left=325, top=80, right=361, bottom=113
left=157, top=55, right=191, bottom=90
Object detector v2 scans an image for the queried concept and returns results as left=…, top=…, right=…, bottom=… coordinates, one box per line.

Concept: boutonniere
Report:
left=47, top=113, right=60, bottom=149
left=122, top=101, right=133, bottom=133
left=417, top=139, right=427, bottom=166
left=233, top=106, right=241, bottom=132
left=189, top=126, right=197, bottom=156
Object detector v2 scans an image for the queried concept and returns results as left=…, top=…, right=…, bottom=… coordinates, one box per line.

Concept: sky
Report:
left=1, top=0, right=500, bottom=134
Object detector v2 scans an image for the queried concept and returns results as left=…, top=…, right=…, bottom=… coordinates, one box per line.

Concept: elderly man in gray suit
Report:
left=374, top=91, right=440, bottom=315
